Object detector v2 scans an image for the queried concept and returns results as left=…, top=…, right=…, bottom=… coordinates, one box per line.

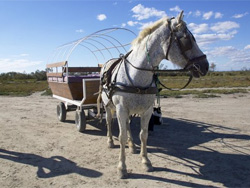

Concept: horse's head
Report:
left=166, top=11, right=209, bottom=78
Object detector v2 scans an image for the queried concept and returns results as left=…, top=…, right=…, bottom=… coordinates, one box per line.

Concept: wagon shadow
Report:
left=64, top=118, right=108, bottom=136
left=0, top=149, right=102, bottom=178
left=129, top=117, right=250, bottom=187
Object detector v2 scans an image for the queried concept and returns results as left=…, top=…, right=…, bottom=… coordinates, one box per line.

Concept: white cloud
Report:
left=210, top=21, right=239, bottom=33
left=195, top=33, right=235, bottom=47
left=126, top=20, right=154, bottom=30
left=232, top=12, right=248, bottom=18
left=187, top=11, right=192, bottom=17
left=207, top=46, right=250, bottom=70
left=0, top=58, right=42, bottom=73
left=121, top=23, right=126, bottom=28
left=191, top=10, right=221, bottom=19
left=208, top=46, right=236, bottom=56
left=244, top=45, right=250, bottom=50
left=131, top=4, right=167, bottom=20
left=169, top=6, right=181, bottom=13
left=76, top=29, right=84, bottom=33
left=97, top=14, right=107, bottom=21
left=194, top=10, right=201, bottom=17
left=214, top=12, right=223, bottom=19
left=20, top=54, right=29, bottom=56
left=188, top=23, right=209, bottom=34
left=203, top=11, right=213, bottom=20
left=127, top=21, right=138, bottom=27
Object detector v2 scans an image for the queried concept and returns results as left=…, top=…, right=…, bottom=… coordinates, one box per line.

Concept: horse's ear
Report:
left=177, top=10, right=184, bottom=23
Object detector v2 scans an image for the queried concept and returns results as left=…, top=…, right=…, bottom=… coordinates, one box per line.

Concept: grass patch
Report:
left=158, top=71, right=250, bottom=89
left=0, top=70, right=249, bottom=97
left=41, top=88, right=52, bottom=96
left=194, top=93, right=219, bottom=98
left=160, top=89, right=248, bottom=98
left=0, top=80, right=48, bottom=96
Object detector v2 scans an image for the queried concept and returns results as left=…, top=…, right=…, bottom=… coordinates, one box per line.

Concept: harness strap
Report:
left=103, top=50, right=133, bottom=87
left=166, top=19, right=174, bottom=60
left=156, top=74, right=193, bottom=91
left=113, top=84, right=158, bottom=94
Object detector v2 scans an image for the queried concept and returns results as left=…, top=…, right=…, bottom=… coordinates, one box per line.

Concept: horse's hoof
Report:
left=142, top=163, right=153, bottom=172
left=117, top=169, right=128, bottom=179
left=129, top=146, right=137, bottom=154
left=107, top=141, right=115, bottom=148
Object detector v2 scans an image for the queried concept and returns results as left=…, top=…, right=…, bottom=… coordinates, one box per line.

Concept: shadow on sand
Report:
left=0, top=149, right=102, bottom=178
left=24, top=115, right=250, bottom=187
left=127, top=117, right=250, bottom=187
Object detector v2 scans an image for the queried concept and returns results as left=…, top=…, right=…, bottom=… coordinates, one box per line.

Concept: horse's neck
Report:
left=122, top=26, right=168, bottom=87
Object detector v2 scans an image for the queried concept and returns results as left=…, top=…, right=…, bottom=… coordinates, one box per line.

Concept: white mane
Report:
left=131, top=17, right=169, bottom=47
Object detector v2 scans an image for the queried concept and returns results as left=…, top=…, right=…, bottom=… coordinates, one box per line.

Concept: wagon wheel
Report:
left=57, top=102, right=66, bottom=122
left=75, top=109, right=86, bottom=132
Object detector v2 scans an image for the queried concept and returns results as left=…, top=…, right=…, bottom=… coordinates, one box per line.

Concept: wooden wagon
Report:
left=46, top=28, right=136, bottom=132
left=46, top=61, right=102, bottom=132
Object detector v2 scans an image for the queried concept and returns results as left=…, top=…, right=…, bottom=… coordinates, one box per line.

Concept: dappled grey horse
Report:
left=98, top=11, right=209, bottom=178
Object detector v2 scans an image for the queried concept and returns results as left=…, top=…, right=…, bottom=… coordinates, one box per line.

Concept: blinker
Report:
left=179, top=35, right=193, bottom=52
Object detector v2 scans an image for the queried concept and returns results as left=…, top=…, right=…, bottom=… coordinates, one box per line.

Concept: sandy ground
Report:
left=0, top=92, right=250, bottom=188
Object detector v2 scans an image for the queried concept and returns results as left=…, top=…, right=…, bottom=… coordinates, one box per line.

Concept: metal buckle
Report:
left=193, top=64, right=203, bottom=75
left=136, top=88, right=141, bottom=94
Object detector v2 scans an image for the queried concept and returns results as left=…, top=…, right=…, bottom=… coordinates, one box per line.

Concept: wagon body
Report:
left=47, top=61, right=101, bottom=102
left=46, top=61, right=103, bottom=132
left=46, top=28, right=136, bottom=132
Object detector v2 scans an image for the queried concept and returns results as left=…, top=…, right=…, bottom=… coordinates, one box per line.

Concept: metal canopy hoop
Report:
left=47, top=28, right=137, bottom=66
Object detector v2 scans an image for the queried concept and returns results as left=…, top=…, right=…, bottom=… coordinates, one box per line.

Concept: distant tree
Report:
left=210, top=63, right=216, bottom=72
left=241, top=67, right=249, bottom=71
left=0, top=70, right=47, bottom=81
left=33, top=70, right=47, bottom=81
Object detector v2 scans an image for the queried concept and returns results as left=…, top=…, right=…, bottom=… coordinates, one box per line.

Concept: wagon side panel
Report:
left=83, top=79, right=100, bottom=104
left=48, top=82, right=83, bottom=100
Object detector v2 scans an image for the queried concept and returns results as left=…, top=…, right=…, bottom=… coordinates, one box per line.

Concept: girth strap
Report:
left=113, top=84, right=158, bottom=94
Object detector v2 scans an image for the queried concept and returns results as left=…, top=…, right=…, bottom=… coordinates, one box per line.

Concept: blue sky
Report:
left=0, top=0, right=250, bottom=73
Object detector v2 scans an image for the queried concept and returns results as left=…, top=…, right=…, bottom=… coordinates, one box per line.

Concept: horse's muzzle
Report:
left=191, top=59, right=209, bottom=78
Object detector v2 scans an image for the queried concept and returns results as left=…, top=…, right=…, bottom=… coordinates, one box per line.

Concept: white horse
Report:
left=98, top=11, right=209, bottom=178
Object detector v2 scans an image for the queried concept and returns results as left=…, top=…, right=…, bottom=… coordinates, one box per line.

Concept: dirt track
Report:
left=0, top=92, right=250, bottom=187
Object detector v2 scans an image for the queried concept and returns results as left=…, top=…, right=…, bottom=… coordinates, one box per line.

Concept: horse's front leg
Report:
left=127, top=117, right=137, bottom=154
left=116, top=105, right=129, bottom=179
left=140, top=106, right=153, bottom=172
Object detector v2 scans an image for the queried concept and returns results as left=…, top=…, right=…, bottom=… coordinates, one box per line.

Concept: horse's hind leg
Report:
left=106, top=107, right=114, bottom=148
left=127, top=117, right=137, bottom=154
left=140, top=107, right=153, bottom=172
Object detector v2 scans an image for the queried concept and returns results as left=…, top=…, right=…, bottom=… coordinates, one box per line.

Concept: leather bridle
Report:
left=165, top=18, right=207, bottom=75
left=103, top=17, right=208, bottom=95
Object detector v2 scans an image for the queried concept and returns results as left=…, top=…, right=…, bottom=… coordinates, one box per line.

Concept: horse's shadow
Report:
left=128, top=117, right=250, bottom=187
left=0, top=149, right=102, bottom=179
left=58, top=115, right=250, bottom=187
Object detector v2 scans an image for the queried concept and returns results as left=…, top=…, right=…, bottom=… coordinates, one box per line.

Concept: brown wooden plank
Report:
left=46, top=61, right=67, bottom=68
left=84, top=80, right=100, bottom=104
left=66, top=67, right=101, bottom=73
left=46, top=72, right=63, bottom=77
left=48, top=78, right=100, bottom=102
left=48, top=82, right=83, bottom=100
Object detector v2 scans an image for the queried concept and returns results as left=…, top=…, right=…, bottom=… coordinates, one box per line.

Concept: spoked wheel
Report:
left=75, top=109, right=86, bottom=132
left=57, top=102, right=66, bottom=122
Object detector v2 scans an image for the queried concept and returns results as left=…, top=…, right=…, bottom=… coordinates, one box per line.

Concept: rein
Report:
left=124, top=55, right=193, bottom=91
left=102, top=17, right=207, bottom=97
